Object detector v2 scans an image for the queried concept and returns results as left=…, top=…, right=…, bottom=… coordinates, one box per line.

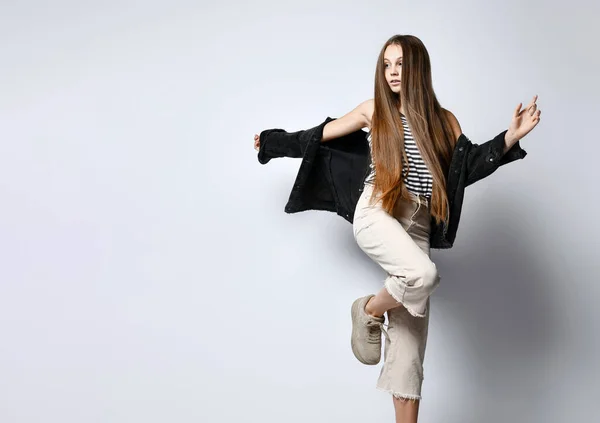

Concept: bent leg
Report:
left=353, top=201, right=440, bottom=318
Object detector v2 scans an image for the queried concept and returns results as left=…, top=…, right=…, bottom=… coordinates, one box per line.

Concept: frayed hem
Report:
left=376, top=386, right=421, bottom=401
left=384, top=279, right=426, bottom=318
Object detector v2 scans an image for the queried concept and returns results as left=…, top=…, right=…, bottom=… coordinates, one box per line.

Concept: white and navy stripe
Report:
left=364, top=115, right=433, bottom=198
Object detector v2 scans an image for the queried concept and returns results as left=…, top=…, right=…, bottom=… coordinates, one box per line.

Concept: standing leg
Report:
left=380, top=196, right=432, bottom=421
left=352, top=184, right=435, bottom=420
left=392, top=394, right=421, bottom=423
left=379, top=296, right=430, bottom=419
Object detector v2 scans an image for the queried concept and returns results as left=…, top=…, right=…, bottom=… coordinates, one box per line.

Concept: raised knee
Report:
left=418, top=262, right=440, bottom=290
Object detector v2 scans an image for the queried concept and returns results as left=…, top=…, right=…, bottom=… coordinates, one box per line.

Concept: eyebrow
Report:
left=384, top=57, right=402, bottom=62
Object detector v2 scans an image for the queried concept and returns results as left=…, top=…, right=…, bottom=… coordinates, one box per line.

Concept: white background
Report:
left=1, top=0, right=598, bottom=422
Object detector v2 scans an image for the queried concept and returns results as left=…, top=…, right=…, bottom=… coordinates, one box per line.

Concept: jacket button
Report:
left=458, top=147, right=464, bottom=152
left=454, top=169, right=459, bottom=174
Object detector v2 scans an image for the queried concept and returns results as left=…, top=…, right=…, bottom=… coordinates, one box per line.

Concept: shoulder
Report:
left=442, top=108, right=462, bottom=140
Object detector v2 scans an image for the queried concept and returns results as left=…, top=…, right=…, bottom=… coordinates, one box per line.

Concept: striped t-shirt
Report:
left=364, top=115, right=433, bottom=198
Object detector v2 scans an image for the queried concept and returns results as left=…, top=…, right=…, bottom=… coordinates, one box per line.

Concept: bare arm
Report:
left=252, top=99, right=372, bottom=152
left=321, top=99, right=373, bottom=142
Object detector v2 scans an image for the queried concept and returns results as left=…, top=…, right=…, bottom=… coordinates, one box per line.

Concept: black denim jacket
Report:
left=257, top=116, right=527, bottom=249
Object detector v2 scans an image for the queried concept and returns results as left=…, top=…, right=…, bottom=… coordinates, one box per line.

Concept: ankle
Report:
left=365, top=297, right=383, bottom=318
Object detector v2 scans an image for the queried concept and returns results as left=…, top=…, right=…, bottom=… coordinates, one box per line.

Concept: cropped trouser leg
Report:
left=352, top=183, right=440, bottom=400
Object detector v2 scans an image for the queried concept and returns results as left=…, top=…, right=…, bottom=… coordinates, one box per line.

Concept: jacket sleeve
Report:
left=257, top=128, right=309, bottom=164
left=465, top=129, right=528, bottom=186
left=256, top=117, right=335, bottom=164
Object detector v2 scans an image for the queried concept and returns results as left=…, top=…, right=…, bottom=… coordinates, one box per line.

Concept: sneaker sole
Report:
left=351, top=297, right=379, bottom=365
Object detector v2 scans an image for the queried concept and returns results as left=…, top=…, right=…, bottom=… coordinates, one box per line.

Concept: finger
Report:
left=529, top=103, right=537, bottom=115
left=523, top=97, right=534, bottom=113
left=514, top=102, right=522, bottom=118
left=527, top=94, right=538, bottom=109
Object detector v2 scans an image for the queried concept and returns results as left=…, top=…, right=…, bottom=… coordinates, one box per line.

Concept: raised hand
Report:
left=507, top=95, right=541, bottom=142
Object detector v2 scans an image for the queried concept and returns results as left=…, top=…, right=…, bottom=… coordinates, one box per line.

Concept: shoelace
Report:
left=366, top=320, right=390, bottom=343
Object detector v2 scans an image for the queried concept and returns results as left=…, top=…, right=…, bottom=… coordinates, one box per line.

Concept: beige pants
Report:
left=352, top=183, right=441, bottom=400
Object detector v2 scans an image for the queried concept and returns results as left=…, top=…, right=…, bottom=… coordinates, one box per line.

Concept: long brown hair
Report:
left=369, top=34, right=457, bottom=227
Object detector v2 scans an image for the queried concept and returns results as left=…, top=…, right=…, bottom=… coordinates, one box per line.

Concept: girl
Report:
left=253, top=34, right=540, bottom=423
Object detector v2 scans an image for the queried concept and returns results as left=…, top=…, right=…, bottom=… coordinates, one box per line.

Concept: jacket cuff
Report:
left=257, top=128, right=302, bottom=164
left=488, top=129, right=509, bottom=163
left=485, top=129, right=528, bottom=166
left=499, top=139, right=528, bottom=165
left=464, top=129, right=527, bottom=187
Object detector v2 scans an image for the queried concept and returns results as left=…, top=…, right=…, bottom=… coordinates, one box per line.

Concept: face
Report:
left=383, top=44, right=402, bottom=93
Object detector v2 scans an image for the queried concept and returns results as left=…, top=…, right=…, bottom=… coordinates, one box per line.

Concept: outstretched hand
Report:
left=506, top=95, right=541, bottom=143
left=254, top=134, right=260, bottom=151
